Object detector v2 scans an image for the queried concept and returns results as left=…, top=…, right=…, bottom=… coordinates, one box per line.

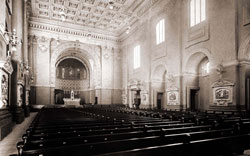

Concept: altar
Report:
left=63, top=98, right=80, bottom=105
left=63, top=90, right=80, bottom=106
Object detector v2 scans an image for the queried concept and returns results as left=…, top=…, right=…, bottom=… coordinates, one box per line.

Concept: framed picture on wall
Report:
left=212, top=79, right=234, bottom=106
left=167, top=91, right=179, bottom=105
left=213, top=87, right=233, bottom=106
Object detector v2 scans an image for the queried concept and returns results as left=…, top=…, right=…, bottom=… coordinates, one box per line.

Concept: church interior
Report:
left=1, top=0, right=250, bottom=155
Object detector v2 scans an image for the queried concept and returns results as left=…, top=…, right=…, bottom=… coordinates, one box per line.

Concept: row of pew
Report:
left=16, top=106, right=250, bottom=156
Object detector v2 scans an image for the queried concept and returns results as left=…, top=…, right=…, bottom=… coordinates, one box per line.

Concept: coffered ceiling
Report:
left=30, top=0, right=160, bottom=37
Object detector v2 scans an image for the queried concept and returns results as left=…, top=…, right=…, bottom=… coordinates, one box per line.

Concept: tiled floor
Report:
left=0, top=113, right=37, bottom=156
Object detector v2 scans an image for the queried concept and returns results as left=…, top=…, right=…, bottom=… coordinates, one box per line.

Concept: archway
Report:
left=184, top=50, right=211, bottom=111
left=151, top=64, right=167, bottom=109
left=50, top=41, right=101, bottom=104
left=54, top=58, right=90, bottom=105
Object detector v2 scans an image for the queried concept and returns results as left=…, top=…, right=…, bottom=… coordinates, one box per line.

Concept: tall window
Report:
left=133, top=45, right=140, bottom=69
left=156, top=19, right=165, bottom=45
left=190, top=0, right=206, bottom=27
left=202, top=61, right=210, bottom=75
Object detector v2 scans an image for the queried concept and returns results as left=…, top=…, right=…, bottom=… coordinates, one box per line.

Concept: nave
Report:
left=11, top=105, right=250, bottom=156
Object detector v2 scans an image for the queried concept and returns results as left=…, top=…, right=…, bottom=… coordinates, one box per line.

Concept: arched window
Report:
left=133, top=45, right=140, bottom=69
left=190, top=0, right=206, bottom=27
left=156, top=19, right=165, bottom=45
left=202, top=61, right=210, bottom=75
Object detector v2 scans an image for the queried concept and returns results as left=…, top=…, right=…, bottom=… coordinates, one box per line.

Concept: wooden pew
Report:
left=18, top=128, right=247, bottom=156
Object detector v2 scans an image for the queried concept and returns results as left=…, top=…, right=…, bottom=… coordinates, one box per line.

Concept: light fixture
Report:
left=87, top=32, right=92, bottom=40
left=4, top=29, right=21, bottom=55
left=56, top=36, right=60, bottom=45
left=108, top=0, right=114, bottom=10
left=126, top=26, right=131, bottom=34
left=59, top=9, right=66, bottom=22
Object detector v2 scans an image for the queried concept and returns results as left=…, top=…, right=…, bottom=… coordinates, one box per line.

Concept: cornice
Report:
left=119, top=0, right=163, bottom=43
left=29, top=17, right=118, bottom=37
left=28, top=21, right=122, bottom=45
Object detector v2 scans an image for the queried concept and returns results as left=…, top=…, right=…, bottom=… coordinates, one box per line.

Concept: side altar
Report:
left=63, top=90, right=80, bottom=106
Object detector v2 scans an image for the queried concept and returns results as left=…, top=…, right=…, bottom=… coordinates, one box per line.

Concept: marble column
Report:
left=23, top=0, right=30, bottom=117
left=11, top=0, right=25, bottom=124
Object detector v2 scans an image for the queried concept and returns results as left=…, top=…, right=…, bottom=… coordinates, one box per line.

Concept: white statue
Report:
left=71, top=90, right=74, bottom=100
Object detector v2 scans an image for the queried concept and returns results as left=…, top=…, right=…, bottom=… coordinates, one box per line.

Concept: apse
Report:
left=55, top=58, right=90, bottom=104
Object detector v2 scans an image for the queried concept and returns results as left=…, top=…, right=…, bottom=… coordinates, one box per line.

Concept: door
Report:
left=157, top=93, right=163, bottom=109
left=190, top=89, right=199, bottom=111
left=55, top=89, right=64, bottom=104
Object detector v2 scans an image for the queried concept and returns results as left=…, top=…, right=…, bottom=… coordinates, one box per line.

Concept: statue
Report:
left=71, top=90, right=74, bottom=100
left=62, top=68, right=65, bottom=79
left=216, top=64, right=224, bottom=80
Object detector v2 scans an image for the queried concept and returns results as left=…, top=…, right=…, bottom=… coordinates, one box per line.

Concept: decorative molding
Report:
left=50, top=41, right=101, bottom=89
left=38, top=44, right=48, bottom=53
left=166, top=86, right=179, bottom=105
left=0, top=57, right=13, bottom=74
left=186, top=22, right=210, bottom=48
left=212, top=79, right=234, bottom=88
left=243, top=0, right=250, bottom=26
left=29, top=0, right=160, bottom=38
left=17, top=84, right=24, bottom=107
left=103, top=53, right=110, bottom=59
left=0, top=24, right=9, bottom=44
left=183, top=48, right=212, bottom=73
left=152, top=44, right=167, bottom=60
left=28, top=22, right=120, bottom=43
left=211, top=79, right=235, bottom=106
left=140, top=90, right=149, bottom=105
left=0, top=72, right=9, bottom=108
left=128, top=79, right=144, bottom=90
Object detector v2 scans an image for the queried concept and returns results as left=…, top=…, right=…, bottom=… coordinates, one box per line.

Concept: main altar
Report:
left=63, top=90, right=80, bottom=106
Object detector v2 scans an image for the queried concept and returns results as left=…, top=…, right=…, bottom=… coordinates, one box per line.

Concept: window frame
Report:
left=133, top=45, right=140, bottom=69
left=156, top=19, right=165, bottom=45
left=201, top=61, right=210, bottom=76
left=190, top=0, right=206, bottom=27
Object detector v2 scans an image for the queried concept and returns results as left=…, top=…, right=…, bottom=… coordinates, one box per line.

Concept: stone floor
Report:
left=0, top=112, right=37, bottom=156
left=0, top=112, right=249, bottom=156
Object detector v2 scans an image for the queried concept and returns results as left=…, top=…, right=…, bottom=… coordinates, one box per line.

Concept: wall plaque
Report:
left=166, top=86, right=179, bottom=105
left=212, top=79, right=234, bottom=106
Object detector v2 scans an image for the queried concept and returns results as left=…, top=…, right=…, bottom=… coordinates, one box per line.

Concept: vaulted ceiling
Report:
left=30, top=0, right=160, bottom=37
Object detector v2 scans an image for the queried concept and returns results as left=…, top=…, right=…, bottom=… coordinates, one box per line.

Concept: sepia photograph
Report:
left=0, top=0, right=250, bottom=155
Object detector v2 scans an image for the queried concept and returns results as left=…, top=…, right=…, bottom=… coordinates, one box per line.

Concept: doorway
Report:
left=190, top=89, right=199, bottom=111
left=55, top=89, right=64, bottom=104
left=157, top=92, right=163, bottom=109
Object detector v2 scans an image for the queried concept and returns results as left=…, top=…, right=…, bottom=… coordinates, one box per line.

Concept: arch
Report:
left=151, top=63, right=167, bottom=81
left=183, top=48, right=212, bottom=74
left=56, top=55, right=90, bottom=81
left=239, top=33, right=250, bottom=61
left=56, top=57, right=90, bottom=80
left=50, top=41, right=101, bottom=89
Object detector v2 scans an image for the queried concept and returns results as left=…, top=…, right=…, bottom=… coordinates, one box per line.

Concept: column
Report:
left=11, top=0, right=25, bottom=124
left=23, top=0, right=30, bottom=117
